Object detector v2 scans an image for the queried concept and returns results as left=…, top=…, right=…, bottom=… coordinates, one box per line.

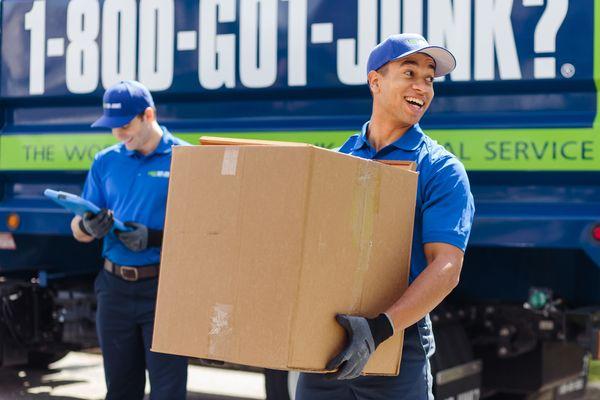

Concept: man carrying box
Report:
left=71, top=80, right=189, bottom=400
left=296, top=34, right=475, bottom=399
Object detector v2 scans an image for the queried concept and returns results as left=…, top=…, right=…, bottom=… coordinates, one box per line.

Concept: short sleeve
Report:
left=81, top=155, right=106, bottom=208
left=421, top=156, right=475, bottom=251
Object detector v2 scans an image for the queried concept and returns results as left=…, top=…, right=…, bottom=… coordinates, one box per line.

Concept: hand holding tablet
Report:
left=44, top=189, right=130, bottom=232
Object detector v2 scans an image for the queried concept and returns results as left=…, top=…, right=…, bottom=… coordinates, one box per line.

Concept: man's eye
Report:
left=404, top=70, right=414, bottom=77
left=426, top=76, right=435, bottom=83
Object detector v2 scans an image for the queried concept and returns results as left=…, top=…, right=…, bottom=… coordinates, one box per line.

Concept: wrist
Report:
left=148, top=229, right=163, bottom=247
left=366, top=313, right=394, bottom=348
left=78, top=219, right=92, bottom=236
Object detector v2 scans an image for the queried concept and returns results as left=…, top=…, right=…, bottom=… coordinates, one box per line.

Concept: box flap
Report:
left=376, top=159, right=417, bottom=171
left=199, top=136, right=309, bottom=147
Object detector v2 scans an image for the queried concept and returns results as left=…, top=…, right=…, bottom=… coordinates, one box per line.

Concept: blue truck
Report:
left=0, top=0, right=598, bottom=399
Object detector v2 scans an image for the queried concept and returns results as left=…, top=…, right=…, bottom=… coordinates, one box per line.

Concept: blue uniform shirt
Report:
left=82, top=127, right=188, bottom=266
left=340, top=122, right=475, bottom=282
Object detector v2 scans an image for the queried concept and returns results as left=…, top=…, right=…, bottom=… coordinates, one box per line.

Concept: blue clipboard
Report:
left=44, top=189, right=129, bottom=232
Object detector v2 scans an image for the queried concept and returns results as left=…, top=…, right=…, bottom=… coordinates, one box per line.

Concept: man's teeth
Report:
left=405, top=97, right=424, bottom=107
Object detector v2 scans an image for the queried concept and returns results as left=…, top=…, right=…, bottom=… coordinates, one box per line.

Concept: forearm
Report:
left=71, top=215, right=94, bottom=243
left=385, top=253, right=462, bottom=331
left=323, top=253, right=462, bottom=381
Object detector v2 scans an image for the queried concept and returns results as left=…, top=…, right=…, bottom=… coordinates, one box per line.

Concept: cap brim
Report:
left=91, top=115, right=136, bottom=128
left=390, top=46, right=457, bottom=77
left=418, top=46, right=456, bottom=77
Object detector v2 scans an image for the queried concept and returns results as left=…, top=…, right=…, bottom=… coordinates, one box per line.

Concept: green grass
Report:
left=590, top=360, right=600, bottom=382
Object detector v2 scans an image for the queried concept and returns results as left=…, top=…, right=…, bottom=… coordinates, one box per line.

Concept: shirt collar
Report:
left=353, top=121, right=425, bottom=153
left=352, top=122, right=372, bottom=151
left=124, top=126, right=174, bottom=157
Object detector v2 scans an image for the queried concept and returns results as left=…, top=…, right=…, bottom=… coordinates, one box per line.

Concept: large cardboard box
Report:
left=152, top=143, right=418, bottom=375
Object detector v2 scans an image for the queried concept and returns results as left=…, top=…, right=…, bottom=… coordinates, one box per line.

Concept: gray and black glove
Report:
left=79, top=209, right=114, bottom=239
left=116, top=222, right=163, bottom=252
left=326, top=313, right=394, bottom=380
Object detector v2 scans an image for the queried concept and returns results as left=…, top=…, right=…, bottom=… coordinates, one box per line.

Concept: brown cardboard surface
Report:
left=152, top=144, right=417, bottom=376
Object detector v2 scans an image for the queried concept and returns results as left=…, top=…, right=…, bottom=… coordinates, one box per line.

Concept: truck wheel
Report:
left=27, top=350, right=69, bottom=369
left=264, top=369, right=299, bottom=400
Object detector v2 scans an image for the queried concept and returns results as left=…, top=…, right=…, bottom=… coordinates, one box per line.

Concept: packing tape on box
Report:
left=221, top=148, right=239, bottom=176
left=208, top=303, right=233, bottom=356
left=350, top=162, right=380, bottom=313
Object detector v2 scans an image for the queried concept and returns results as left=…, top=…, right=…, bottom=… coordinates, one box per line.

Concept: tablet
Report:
left=44, top=189, right=129, bottom=232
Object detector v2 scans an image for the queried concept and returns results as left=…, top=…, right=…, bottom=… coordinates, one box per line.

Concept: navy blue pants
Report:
left=296, top=316, right=435, bottom=400
left=95, top=270, right=188, bottom=400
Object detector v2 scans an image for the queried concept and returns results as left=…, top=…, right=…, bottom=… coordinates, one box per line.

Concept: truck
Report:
left=0, top=0, right=598, bottom=399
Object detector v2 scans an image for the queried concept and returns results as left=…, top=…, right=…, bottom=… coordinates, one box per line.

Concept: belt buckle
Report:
left=120, top=266, right=139, bottom=281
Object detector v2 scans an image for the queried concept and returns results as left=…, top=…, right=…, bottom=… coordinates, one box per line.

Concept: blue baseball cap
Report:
left=367, top=33, right=456, bottom=78
left=91, top=80, right=155, bottom=128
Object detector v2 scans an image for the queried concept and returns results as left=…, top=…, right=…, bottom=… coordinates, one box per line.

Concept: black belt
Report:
left=104, top=259, right=159, bottom=281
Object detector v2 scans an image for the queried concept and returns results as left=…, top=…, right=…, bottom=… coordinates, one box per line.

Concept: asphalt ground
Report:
left=0, top=351, right=598, bottom=400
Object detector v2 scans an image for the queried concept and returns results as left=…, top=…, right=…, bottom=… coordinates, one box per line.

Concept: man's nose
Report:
left=412, top=81, right=428, bottom=92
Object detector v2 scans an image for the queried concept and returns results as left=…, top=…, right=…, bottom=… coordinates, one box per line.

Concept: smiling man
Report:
left=71, top=80, right=189, bottom=400
left=296, top=34, right=475, bottom=399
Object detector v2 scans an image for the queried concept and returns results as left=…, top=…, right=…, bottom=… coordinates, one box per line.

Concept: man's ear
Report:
left=143, top=106, right=156, bottom=122
left=367, top=71, right=380, bottom=93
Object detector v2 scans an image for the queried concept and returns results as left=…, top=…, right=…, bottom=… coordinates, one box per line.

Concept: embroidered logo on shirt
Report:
left=148, top=170, right=170, bottom=178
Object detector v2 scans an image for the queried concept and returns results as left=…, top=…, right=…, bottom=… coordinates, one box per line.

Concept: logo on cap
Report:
left=406, top=38, right=427, bottom=46
left=103, top=102, right=122, bottom=110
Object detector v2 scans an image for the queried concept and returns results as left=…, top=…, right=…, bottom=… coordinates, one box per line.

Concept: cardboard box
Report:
left=152, top=143, right=418, bottom=375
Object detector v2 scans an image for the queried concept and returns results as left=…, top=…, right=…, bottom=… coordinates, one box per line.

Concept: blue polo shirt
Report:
left=339, top=122, right=475, bottom=282
left=81, top=127, right=188, bottom=266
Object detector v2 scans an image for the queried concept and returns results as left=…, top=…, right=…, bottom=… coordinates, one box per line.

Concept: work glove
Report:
left=79, top=209, right=114, bottom=239
left=326, top=313, right=394, bottom=380
left=116, top=222, right=163, bottom=252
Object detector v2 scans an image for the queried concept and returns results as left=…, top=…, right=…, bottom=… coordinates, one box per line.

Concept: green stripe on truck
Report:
left=0, top=128, right=598, bottom=171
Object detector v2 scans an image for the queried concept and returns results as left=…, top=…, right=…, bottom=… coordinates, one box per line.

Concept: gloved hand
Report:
left=116, top=222, right=149, bottom=252
left=79, top=209, right=114, bottom=239
left=326, top=313, right=394, bottom=380
left=116, top=222, right=164, bottom=252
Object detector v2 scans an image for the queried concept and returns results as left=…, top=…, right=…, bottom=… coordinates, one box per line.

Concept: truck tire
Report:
left=264, top=369, right=299, bottom=400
